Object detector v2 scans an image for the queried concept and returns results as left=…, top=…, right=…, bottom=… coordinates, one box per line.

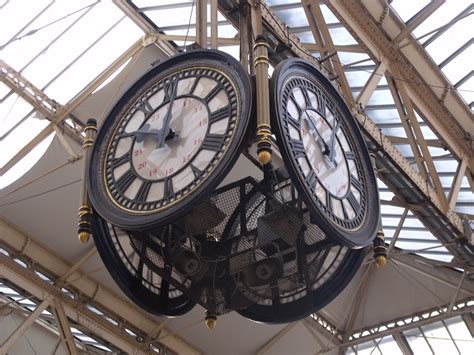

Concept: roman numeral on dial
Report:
left=350, top=175, right=364, bottom=193
left=163, top=76, right=178, bottom=102
left=115, top=170, right=136, bottom=193
left=137, top=99, right=154, bottom=116
left=209, top=106, right=229, bottom=124
left=111, top=152, right=130, bottom=168
left=291, top=139, right=306, bottom=159
left=346, top=191, right=360, bottom=212
left=204, top=85, right=222, bottom=104
left=190, top=164, right=202, bottom=178
left=306, top=169, right=317, bottom=188
left=316, top=94, right=326, bottom=116
left=134, top=181, right=152, bottom=204
left=201, top=134, right=226, bottom=151
left=163, top=178, right=173, bottom=200
left=287, top=116, right=301, bottom=131
left=301, top=88, right=312, bottom=108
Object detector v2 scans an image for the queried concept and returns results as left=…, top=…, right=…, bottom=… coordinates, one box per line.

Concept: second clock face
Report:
left=271, top=59, right=379, bottom=248
left=89, top=50, right=251, bottom=230
left=282, top=80, right=365, bottom=229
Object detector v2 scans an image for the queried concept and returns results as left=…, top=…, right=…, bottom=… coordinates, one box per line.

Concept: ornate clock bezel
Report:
left=270, top=58, right=380, bottom=248
left=88, top=49, right=252, bottom=230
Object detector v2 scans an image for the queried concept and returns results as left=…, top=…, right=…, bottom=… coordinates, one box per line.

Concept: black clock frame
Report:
left=90, top=211, right=196, bottom=317
left=270, top=58, right=379, bottom=248
left=88, top=49, right=252, bottom=231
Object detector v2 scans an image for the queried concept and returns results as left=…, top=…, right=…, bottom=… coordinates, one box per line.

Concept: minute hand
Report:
left=303, top=112, right=330, bottom=153
left=158, top=76, right=179, bottom=148
left=327, top=120, right=340, bottom=164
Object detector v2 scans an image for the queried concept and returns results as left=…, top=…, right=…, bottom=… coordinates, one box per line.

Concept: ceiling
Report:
left=0, top=0, right=473, bottom=354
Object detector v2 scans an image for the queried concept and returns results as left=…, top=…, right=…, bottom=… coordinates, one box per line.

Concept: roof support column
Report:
left=51, top=298, right=78, bottom=355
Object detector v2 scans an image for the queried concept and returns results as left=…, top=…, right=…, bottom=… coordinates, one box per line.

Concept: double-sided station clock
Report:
left=89, top=50, right=252, bottom=230
left=270, top=58, right=379, bottom=248
left=86, top=47, right=377, bottom=324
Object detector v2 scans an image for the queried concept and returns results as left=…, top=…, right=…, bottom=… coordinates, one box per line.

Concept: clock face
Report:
left=89, top=50, right=251, bottom=230
left=270, top=59, right=379, bottom=248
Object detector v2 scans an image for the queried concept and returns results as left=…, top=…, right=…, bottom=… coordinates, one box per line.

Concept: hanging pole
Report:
left=196, top=0, right=207, bottom=48
left=253, top=34, right=272, bottom=165
left=239, top=0, right=252, bottom=72
left=77, top=118, right=97, bottom=244
left=370, top=152, right=387, bottom=267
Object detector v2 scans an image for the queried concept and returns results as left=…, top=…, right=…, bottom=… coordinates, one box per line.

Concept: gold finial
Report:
left=258, top=150, right=272, bottom=165
left=78, top=231, right=90, bottom=244
left=205, top=311, right=217, bottom=330
left=375, top=255, right=387, bottom=268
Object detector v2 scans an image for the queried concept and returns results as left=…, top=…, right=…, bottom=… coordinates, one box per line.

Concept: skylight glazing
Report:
left=0, top=0, right=143, bottom=189
left=347, top=316, right=473, bottom=355
left=391, top=0, right=474, bottom=106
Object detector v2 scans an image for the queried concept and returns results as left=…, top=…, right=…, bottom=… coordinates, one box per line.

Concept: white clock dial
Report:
left=270, top=58, right=380, bottom=247
left=88, top=50, right=252, bottom=230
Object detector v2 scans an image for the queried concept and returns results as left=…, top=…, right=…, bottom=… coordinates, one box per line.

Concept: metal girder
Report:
left=0, top=60, right=84, bottom=145
left=0, top=258, right=149, bottom=355
left=301, top=0, right=354, bottom=103
left=51, top=298, right=78, bottom=355
left=112, top=0, right=177, bottom=57
left=326, top=0, right=474, bottom=179
left=0, top=299, right=50, bottom=353
left=392, top=333, right=413, bottom=355
left=321, top=297, right=473, bottom=351
left=356, top=60, right=388, bottom=108
left=393, top=0, right=445, bottom=43
left=256, top=322, right=297, bottom=355
left=0, top=219, right=202, bottom=355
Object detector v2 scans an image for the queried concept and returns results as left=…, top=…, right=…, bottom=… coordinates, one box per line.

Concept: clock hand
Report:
left=327, top=120, right=340, bottom=164
left=158, top=76, right=179, bottom=148
left=302, top=112, right=330, bottom=154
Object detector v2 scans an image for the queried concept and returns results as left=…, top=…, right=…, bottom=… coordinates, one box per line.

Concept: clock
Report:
left=88, top=50, right=252, bottom=230
left=270, top=58, right=379, bottom=248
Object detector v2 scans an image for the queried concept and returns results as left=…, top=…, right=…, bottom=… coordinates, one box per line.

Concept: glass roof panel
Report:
left=444, top=317, right=473, bottom=354
left=411, top=1, right=472, bottom=41
left=0, top=114, right=49, bottom=168
left=442, top=45, right=473, bottom=88
left=275, top=8, right=309, bottom=28
left=390, top=0, right=430, bottom=22
left=0, top=132, right=54, bottom=189
left=0, top=0, right=143, bottom=189
left=421, top=322, right=460, bottom=354
left=457, top=76, right=473, bottom=105
left=0, top=94, right=33, bottom=137
left=404, top=328, right=433, bottom=353
left=378, top=336, right=403, bottom=355
left=390, top=1, right=473, bottom=108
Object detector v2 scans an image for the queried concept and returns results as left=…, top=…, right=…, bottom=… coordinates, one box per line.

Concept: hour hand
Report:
left=129, top=124, right=161, bottom=143
left=303, top=116, right=330, bottom=153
